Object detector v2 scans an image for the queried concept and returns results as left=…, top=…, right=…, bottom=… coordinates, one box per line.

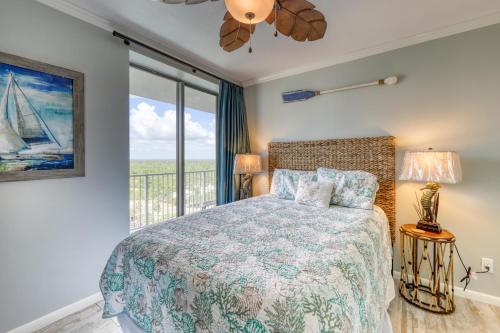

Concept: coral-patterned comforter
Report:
left=100, top=195, right=392, bottom=333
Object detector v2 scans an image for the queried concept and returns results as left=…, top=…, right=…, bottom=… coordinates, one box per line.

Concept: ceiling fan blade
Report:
left=265, top=9, right=276, bottom=25
left=272, top=0, right=327, bottom=42
left=300, top=10, right=326, bottom=41
left=280, top=0, right=314, bottom=14
left=219, top=12, right=255, bottom=52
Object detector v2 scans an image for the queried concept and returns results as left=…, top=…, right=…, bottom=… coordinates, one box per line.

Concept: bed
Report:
left=100, top=136, right=396, bottom=333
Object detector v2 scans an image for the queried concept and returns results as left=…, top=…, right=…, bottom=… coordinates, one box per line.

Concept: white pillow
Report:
left=294, top=177, right=334, bottom=208
left=270, top=169, right=317, bottom=200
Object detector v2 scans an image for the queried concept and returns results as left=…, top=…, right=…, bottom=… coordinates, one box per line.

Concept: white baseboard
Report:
left=7, top=292, right=103, bottom=333
left=393, top=271, right=500, bottom=307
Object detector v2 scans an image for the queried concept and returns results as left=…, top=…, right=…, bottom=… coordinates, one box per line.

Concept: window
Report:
left=129, top=65, right=217, bottom=230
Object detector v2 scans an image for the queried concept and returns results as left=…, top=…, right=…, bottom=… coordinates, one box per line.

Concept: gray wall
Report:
left=246, top=24, right=500, bottom=298
left=0, top=1, right=129, bottom=331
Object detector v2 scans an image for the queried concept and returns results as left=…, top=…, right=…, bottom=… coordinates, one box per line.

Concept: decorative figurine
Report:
left=415, top=182, right=441, bottom=233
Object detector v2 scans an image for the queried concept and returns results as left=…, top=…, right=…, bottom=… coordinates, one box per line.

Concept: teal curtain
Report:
left=217, top=81, right=250, bottom=205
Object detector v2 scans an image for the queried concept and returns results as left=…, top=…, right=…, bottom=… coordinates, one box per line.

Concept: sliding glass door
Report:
left=184, top=86, right=217, bottom=215
left=129, top=65, right=217, bottom=230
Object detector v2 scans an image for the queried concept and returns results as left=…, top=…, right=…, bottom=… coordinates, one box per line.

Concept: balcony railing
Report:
left=130, top=170, right=216, bottom=230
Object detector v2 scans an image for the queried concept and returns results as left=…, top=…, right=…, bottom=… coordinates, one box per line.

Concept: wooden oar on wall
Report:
left=282, top=76, right=398, bottom=103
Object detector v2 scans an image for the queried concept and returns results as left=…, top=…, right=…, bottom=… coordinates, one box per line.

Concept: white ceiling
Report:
left=41, top=0, right=500, bottom=85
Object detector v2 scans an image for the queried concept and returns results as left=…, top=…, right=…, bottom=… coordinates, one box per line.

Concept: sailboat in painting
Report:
left=0, top=52, right=83, bottom=181
left=0, top=72, right=61, bottom=154
left=0, top=71, right=72, bottom=171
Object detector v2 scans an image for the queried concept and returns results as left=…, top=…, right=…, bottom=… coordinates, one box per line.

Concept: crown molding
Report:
left=35, top=0, right=239, bottom=85
left=242, top=11, right=500, bottom=87
left=36, top=0, right=113, bottom=31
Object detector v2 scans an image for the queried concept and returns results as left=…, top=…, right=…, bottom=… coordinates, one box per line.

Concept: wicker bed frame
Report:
left=268, top=136, right=396, bottom=242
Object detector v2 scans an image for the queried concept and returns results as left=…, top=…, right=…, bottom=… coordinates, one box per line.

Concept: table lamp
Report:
left=399, top=148, right=462, bottom=233
left=233, top=154, right=262, bottom=199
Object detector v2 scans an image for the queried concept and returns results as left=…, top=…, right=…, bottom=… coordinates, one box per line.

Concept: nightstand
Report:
left=399, top=224, right=455, bottom=314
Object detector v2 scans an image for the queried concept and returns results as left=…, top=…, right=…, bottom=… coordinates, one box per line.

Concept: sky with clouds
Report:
left=130, top=95, right=215, bottom=160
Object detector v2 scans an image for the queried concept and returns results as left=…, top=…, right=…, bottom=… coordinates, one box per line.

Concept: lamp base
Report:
left=239, top=174, right=253, bottom=200
left=416, top=220, right=442, bottom=233
left=240, top=188, right=251, bottom=200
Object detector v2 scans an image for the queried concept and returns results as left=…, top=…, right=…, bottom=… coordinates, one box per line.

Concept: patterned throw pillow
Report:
left=270, top=169, right=317, bottom=200
left=294, top=177, right=335, bottom=208
left=317, top=167, right=379, bottom=210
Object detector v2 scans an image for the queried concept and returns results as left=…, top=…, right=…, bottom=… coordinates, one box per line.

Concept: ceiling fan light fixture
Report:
left=224, top=0, right=275, bottom=24
left=155, top=0, right=328, bottom=53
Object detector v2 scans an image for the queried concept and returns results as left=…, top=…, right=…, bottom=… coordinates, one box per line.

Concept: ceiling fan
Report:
left=154, top=0, right=327, bottom=53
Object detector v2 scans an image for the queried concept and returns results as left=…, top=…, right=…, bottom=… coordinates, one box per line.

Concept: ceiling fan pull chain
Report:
left=274, top=1, right=278, bottom=37
left=249, top=18, right=253, bottom=53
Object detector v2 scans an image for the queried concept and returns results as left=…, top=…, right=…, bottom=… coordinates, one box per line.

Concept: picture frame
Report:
left=0, top=52, right=84, bottom=182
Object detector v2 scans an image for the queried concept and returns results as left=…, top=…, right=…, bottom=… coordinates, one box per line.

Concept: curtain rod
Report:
left=113, top=31, right=241, bottom=87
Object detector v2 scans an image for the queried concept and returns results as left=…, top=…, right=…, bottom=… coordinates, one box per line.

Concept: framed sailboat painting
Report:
left=0, top=52, right=84, bottom=182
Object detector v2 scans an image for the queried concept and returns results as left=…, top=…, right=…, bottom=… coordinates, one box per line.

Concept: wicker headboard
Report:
left=268, top=136, right=396, bottom=242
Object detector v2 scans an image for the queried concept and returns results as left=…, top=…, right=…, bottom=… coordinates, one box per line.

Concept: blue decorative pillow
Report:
left=270, top=169, right=317, bottom=200
left=317, top=167, right=379, bottom=210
